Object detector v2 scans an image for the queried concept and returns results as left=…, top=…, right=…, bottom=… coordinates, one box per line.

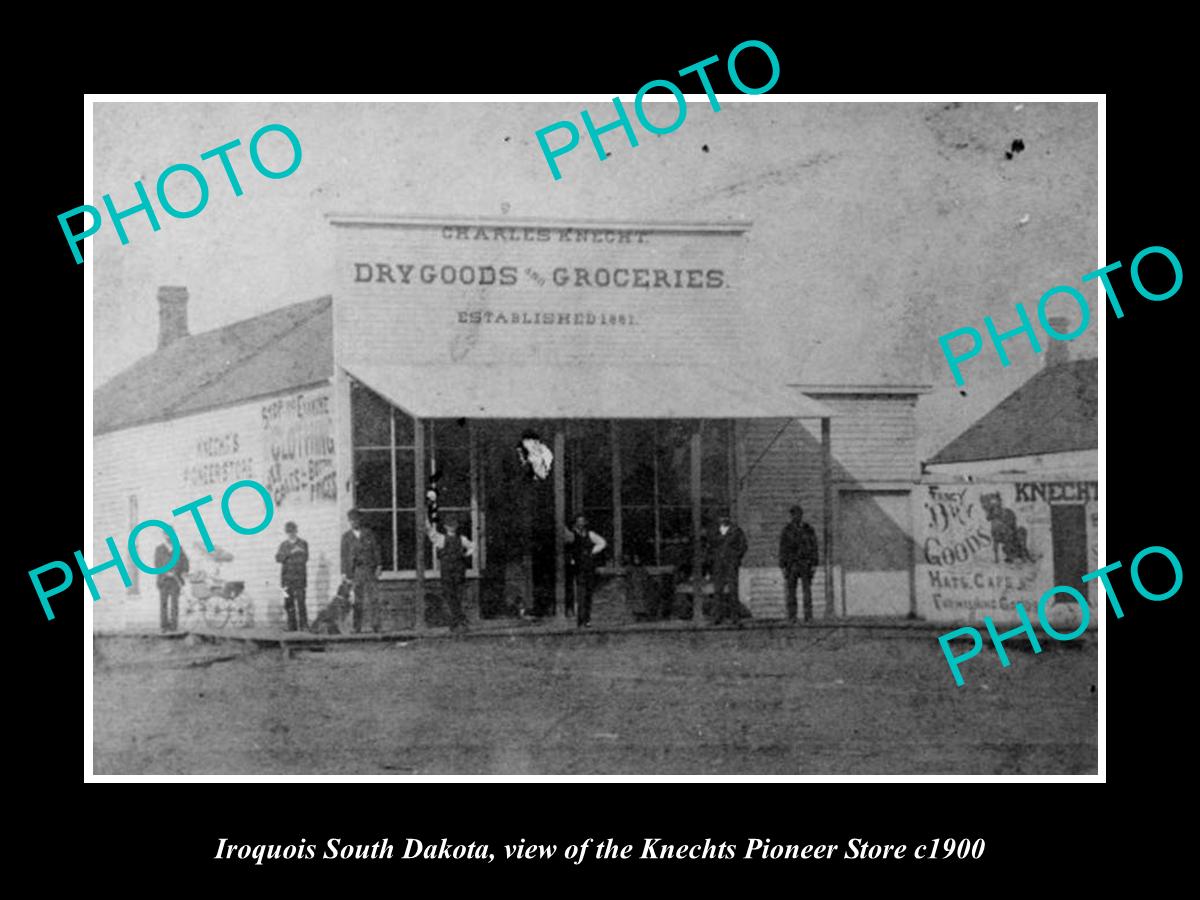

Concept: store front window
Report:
left=351, top=381, right=400, bottom=570
left=351, top=382, right=477, bottom=574
left=613, top=420, right=732, bottom=568
left=352, top=380, right=733, bottom=580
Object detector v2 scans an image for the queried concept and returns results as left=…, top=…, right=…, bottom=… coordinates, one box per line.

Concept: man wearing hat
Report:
left=275, top=521, right=309, bottom=631
left=426, top=514, right=475, bottom=632
left=154, top=533, right=189, bottom=632
left=708, top=514, right=748, bottom=626
left=341, top=508, right=382, bottom=633
left=779, top=505, right=820, bottom=622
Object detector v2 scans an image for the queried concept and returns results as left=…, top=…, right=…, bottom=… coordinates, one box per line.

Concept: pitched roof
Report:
left=94, top=296, right=333, bottom=435
left=928, top=357, right=1098, bottom=465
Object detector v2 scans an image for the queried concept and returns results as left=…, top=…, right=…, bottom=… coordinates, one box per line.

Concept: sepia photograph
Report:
left=88, top=98, right=1099, bottom=775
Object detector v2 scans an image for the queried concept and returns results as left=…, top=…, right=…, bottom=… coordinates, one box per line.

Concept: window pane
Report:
left=352, top=383, right=391, bottom=447
left=432, top=445, right=471, bottom=507
left=576, top=422, right=612, bottom=509
left=659, top=506, right=694, bottom=573
left=354, top=450, right=392, bottom=509
left=620, top=422, right=656, bottom=507
left=395, top=448, right=415, bottom=508
left=434, top=418, right=470, bottom=448
left=357, top=511, right=394, bottom=571
left=623, top=507, right=656, bottom=566
left=394, top=409, right=415, bottom=447
left=701, top=420, right=731, bottom=506
left=656, top=421, right=692, bottom=507
left=396, top=512, right=415, bottom=571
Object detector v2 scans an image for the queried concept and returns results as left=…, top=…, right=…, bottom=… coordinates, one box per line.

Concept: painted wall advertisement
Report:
left=916, top=479, right=1099, bottom=626
left=261, top=389, right=337, bottom=507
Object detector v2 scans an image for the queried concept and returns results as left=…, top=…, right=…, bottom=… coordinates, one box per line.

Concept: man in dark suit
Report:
left=275, top=521, right=309, bottom=631
left=341, top=508, right=382, bottom=633
left=709, top=515, right=748, bottom=627
left=779, top=505, right=820, bottom=622
left=154, top=534, right=190, bottom=632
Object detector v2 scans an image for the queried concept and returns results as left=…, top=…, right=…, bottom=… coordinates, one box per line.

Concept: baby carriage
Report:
left=184, top=544, right=249, bottom=628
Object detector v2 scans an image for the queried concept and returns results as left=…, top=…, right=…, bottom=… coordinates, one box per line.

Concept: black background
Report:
left=12, top=22, right=1187, bottom=887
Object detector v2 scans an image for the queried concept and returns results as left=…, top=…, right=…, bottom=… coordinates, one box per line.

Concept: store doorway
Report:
left=838, top=489, right=914, bottom=617
left=1051, top=504, right=1089, bottom=588
left=478, top=421, right=559, bottom=618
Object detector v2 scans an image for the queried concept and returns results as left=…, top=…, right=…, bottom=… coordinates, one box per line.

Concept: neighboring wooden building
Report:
left=918, top=351, right=1099, bottom=627
left=93, top=295, right=339, bottom=631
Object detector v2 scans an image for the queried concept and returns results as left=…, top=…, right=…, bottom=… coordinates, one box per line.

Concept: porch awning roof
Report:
left=343, top=364, right=834, bottom=420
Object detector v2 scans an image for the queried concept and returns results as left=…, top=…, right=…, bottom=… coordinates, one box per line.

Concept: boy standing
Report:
left=427, top=515, right=475, bottom=632
left=154, top=534, right=190, bottom=632
left=275, top=521, right=309, bottom=631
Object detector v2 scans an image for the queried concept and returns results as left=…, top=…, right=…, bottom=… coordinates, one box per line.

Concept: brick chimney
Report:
left=1044, top=315, right=1072, bottom=367
left=157, top=286, right=189, bottom=349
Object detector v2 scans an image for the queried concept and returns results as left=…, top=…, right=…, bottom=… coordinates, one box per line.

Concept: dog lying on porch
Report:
left=309, top=580, right=354, bottom=635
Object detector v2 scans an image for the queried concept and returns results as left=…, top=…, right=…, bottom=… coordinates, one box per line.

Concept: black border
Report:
left=15, top=27, right=1187, bottom=884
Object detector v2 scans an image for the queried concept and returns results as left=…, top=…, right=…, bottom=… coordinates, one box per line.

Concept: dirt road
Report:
left=93, top=627, right=1097, bottom=775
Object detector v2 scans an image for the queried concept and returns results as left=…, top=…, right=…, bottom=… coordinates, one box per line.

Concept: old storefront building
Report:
left=92, top=217, right=930, bottom=632
left=919, top=344, right=1099, bottom=627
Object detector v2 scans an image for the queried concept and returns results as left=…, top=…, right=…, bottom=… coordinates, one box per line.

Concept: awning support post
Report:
left=821, top=416, right=834, bottom=618
left=554, top=428, right=566, bottom=623
left=691, top=428, right=704, bottom=623
left=414, top=417, right=427, bottom=631
left=611, top=421, right=622, bottom=569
